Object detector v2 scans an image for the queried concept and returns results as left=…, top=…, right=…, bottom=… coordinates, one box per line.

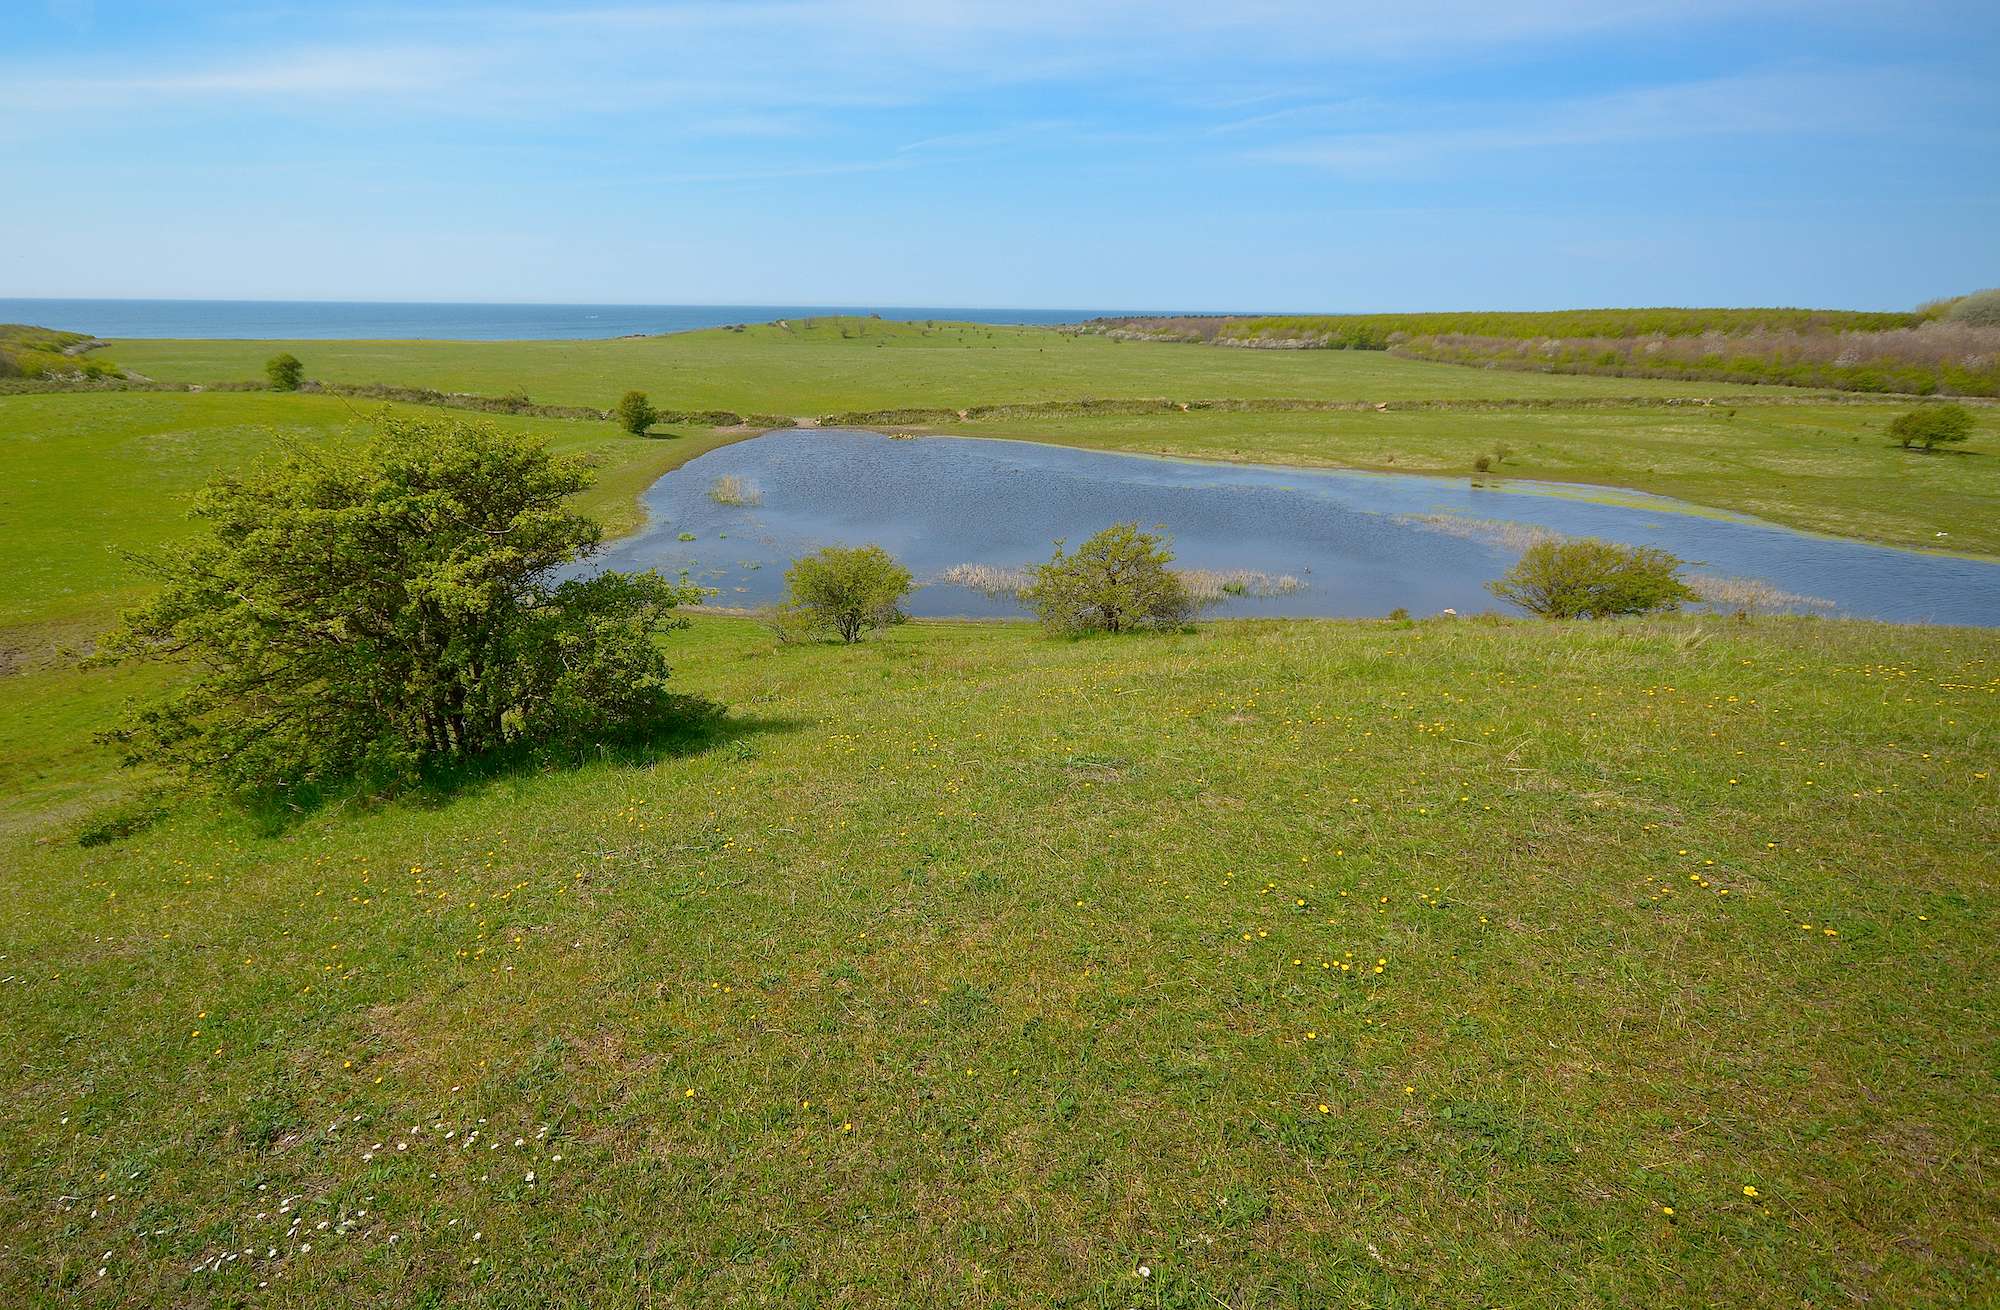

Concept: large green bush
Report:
left=264, top=352, right=303, bottom=390
left=615, top=390, right=658, bottom=435
left=783, top=544, right=914, bottom=642
left=1889, top=403, right=1975, bottom=450
left=1487, top=539, right=1697, bottom=619
left=100, top=416, right=707, bottom=793
left=1942, top=288, right=2000, bottom=326
left=1023, top=523, right=1195, bottom=634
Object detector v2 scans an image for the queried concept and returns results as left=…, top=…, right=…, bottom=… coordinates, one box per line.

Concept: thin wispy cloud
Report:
left=1, top=0, right=1992, bottom=307
left=2, top=0, right=1824, bottom=115
left=652, top=158, right=912, bottom=186
left=1248, top=68, right=1965, bottom=172
left=897, top=121, right=1074, bottom=155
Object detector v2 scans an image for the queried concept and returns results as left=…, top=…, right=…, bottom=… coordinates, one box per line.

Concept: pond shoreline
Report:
left=592, top=428, right=2000, bottom=626
left=669, top=423, right=2000, bottom=566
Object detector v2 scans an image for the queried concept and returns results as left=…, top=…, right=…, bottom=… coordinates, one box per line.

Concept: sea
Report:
left=0, top=299, right=1133, bottom=341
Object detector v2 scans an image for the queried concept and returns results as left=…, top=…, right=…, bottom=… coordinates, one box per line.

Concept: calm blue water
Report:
left=0, top=299, right=1120, bottom=341
left=590, top=429, right=2000, bottom=625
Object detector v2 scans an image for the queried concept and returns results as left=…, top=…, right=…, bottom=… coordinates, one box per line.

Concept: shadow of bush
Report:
left=238, top=697, right=802, bottom=833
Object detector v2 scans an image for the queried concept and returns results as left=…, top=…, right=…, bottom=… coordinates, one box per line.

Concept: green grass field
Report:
left=110, top=318, right=1812, bottom=413
left=4, top=613, right=1995, bottom=1307
left=2, top=319, right=1997, bottom=1306
left=99, top=320, right=2000, bottom=556
left=0, top=391, right=741, bottom=667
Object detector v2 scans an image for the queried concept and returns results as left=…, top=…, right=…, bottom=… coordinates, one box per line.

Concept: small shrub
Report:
left=1473, top=454, right=1492, bottom=473
left=1888, top=403, right=1975, bottom=450
left=784, top=545, right=914, bottom=643
left=755, top=603, right=818, bottom=646
left=1176, top=568, right=1304, bottom=604
left=938, top=562, right=1033, bottom=599
left=708, top=474, right=762, bottom=506
left=265, top=352, right=303, bottom=390
left=76, top=799, right=167, bottom=847
left=1022, top=523, right=1195, bottom=635
left=1387, top=606, right=1411, bottom=621
left=1488, top=539, right=1697, bottom=619
left=615, top=390, right=658, bottom=435
left=1942, top=288, right=2000, bottom=327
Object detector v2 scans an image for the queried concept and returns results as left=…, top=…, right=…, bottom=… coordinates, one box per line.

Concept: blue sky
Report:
left=4, top=1, right=1996, bottom=310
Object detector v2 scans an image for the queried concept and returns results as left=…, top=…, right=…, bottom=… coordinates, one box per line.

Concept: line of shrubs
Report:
left=264, top=359, right=796, bottom=430
left=766, top=525, right=1202, bottom=644
left=1397, top=333, right=2000, bottom=398
left=1084, top=307, right=1920, bottom=345
left=764, top=526, right=1705, bottom=646
left=1082, top=300, right=2000, bottom=398
left=811, top=393, right=1864, bottom=428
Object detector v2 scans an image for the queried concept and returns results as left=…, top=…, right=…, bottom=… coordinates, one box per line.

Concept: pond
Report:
left=588, top=429, right=2000, bottom=625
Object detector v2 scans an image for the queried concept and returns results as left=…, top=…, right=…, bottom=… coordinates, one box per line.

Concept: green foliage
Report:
left=1090, top=309, right=2000, bottom=398
left=1023, top=523, right=1195, bottom=634
left=264, top=352, right=303, bottom=390
left=1488, top=538, right=1697, bottom=619
left=1889, top=404, right=1975, bottom=449
left=782, top=544, right=914, bottom=642
left=1403, top=331, right=2000, bottom=399
left=98, top=415, right=707, bottom=793
left=1941, top=288, right=2000, bottom=326
left=755, top=601, right=820, bottom=645
left=1097, top=307, right=1917, bottom=345
left=615, top=389, right=658, bottom=435
left=0, top=323, right=118, bottom=380
left=0, top=323, right=93, bottom=354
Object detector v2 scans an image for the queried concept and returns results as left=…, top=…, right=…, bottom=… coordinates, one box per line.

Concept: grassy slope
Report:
left=2, top=324, right=1998, bottom=1307
left=103, top=321, right=2000, bottom=556
left=2, top=614, right=1995, bottom=1307
left=110, top=318, right=1807, bottom=412
left=0, top=324, right=110, bottom=380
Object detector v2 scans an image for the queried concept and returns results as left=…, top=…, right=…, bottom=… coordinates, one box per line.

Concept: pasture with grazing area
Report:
left=2, top=317, right=1996, bottom=1308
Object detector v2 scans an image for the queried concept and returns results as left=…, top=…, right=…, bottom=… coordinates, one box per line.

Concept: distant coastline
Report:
left=0, top=298, right=1145, bottom=342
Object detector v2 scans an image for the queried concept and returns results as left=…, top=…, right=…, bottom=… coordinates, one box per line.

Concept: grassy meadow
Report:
left=109, top=318, right=1810, bottom=413
left=99, top=319, right=2000, bottom=556
left=2, top=317, right=1997, bottom=1306
left=0, top=390, right=744, bottom=668
left=4, top=611, right=1996, bottom=1307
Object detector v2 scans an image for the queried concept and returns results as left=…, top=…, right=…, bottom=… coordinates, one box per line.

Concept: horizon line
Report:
left=1, top=295, right=1922, bottom=315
